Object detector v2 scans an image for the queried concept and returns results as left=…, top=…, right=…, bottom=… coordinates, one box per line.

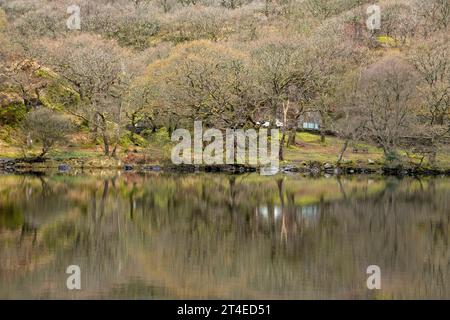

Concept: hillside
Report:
left=0, top=0, right=449, bottom=171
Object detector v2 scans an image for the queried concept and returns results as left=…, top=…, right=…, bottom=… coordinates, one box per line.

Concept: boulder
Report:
left=58, top=164, right=70, bottom=172
left=123, top=164, right=133, bottom=171
left=324, top=163, right=334, bottom=169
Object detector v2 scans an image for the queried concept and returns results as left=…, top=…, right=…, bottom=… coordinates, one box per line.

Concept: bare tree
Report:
left=142, top=40, right=257, bottom=133
left=409, top=33, right=450, bottom=164
left=415, top=0, right=450, bottom=36
left=334, top=72, right=367, bottom=165
left=357, top=57, right=420, bottom=162
left=40, top=35, right=136, bottom=157
left=0, top=58, right=57, bottom=126
left=308, top=35, right=346, bottom=143
left=250, top=38, right=318, bottom=160
left=21, top=108, right=73, bottom=158
left=410, top=34, right=450, bottom=126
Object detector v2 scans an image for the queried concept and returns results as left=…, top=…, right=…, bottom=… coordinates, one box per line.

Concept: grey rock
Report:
left=58, top=164, right=70, bottom=172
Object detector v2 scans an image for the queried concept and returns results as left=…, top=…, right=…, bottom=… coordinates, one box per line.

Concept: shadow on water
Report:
left=0, top=172, right=449, bottom=299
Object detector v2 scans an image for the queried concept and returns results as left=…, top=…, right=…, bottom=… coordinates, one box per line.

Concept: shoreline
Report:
left=1, top=157, right=450, bottom=176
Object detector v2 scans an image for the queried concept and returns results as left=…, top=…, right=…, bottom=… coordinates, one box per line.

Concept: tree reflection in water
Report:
left=0, top=173, right=448, bottom=299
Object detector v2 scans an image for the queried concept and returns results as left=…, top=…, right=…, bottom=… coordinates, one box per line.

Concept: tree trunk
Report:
left=383, top=146, right=398, bottom=163
left=129, top=113, right=137, bottom=144
left=337, top=139, right=349, bottom=165
left=287, top=129, right=296, bottom=147
left=38, top=143, right=51, bottom=158
left=279, top=130, right=286, bottom=161
left=38, top=149, right=48, bottom=158
left=91, top=113, right=100, bottom=143
left=279, top=100, right=290, bottom=161
left=320, top=111, right=326, bottom=143
left=98, top=113, right=112, bottom=157
left=111, top=144, right=118, bottom=159
left=429, top=149, right=437, bottom=166
left=103, top=132, right=110, bottom=156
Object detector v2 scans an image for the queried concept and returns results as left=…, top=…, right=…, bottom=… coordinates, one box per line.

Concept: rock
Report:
left=368, top=159, right=375, bottom=164
left=0, top=158, right=17, bottom=172
left=310, top=167, right=320, bottom=174
left=324, top=163, right=333, bottom=169
left=58, top=164, right=70, bottom=172
left=260, top=166, right=279, bottom=175
left=143, top=165, right=162, bottom=171
left=282, top=165, right=296, bottom=172
left=123, top=164, right=133, bottom=171
left=323, top=163, right=334, bottom=174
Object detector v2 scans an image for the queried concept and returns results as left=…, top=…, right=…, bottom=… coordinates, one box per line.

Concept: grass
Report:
left=1, top=130, right=449, bottom=169
left=47, top=149, right=102, bottom=160
left=284, top=132, right=384, bottom=165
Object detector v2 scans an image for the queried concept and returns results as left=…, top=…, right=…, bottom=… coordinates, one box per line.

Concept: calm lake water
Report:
left=0, top=172, right=449, bottom=299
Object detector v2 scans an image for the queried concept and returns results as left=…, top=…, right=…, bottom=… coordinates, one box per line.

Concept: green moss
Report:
left=0, top=125, right=14, bottom=143
left=131, top=133, right=149, bottom=147
left=0, top=102, right=27, bottom=125
left=120, top=134, right=133, bottom=148
left=39, top=81, right=80, bottom=111
left=33, top=68, right=57, bottom=80
left=149, top=128, right=171, bottom=143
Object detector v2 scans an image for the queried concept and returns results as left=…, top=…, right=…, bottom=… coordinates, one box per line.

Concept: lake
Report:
left=0, top=172, right=449, bottom=299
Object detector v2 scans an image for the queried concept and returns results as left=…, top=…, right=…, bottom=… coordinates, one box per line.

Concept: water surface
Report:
left=0, top=172, right=449, bottom=299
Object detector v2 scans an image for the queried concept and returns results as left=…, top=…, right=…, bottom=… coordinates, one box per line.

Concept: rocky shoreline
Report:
left=1, top=157, right=450, bottom=176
